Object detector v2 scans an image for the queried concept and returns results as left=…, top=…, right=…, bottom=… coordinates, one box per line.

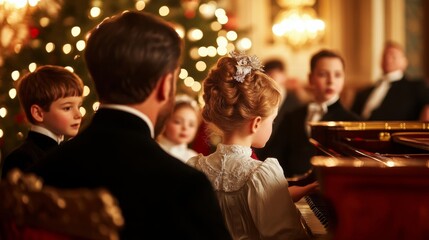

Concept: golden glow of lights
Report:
left=174, top=24, right=185, bottom=38
left=64, top=66, right=74, bottom=72
left=71, top=26, right=81, bottom=37
left=195, top=61, right=206, bottom=71
left=216, top=36, right=227, bottom=47
left=45, top=42, right=55, bottom=52
left=83, top=86, right=90, bottom=97
left=9, top=88, right=17, bottom=99
left=207, top=46, right=217, bottom=57
left=0, top=107, right=7, bottom=118
left=198, top=47, right=208, bottom=57
left=62, top=43, right=72, bottom=54
left=39, top=17, right=50, bottom=27
left=217, top=46, right=228, bottom=55
left=189, top=47, right=200, bottom=59
left=214, top=8, right=226, bottom=18
left=76, top=40, right=86, bottom=51
left=386, top=160, right=395, bottom=167
left=215, top=9, right=228, bottom=24
left=188, top=28, right=203, bottom=41
left=226, top=43, right=236, bottom=52
left=92, top=102, right=100, bottom=111
left=11, top=70, right=20, bottom=80
left=226, top=31, right=238, bottom=41
left=79, top=106, right=86, bottom=117
left=29, top=63, right=37, bottom=72
left=236, top=38, right=252, bottom=51
left=0, top=0, right=60, bottom=62
left=179, top=69, right=189, bottom=79
left=159, top=6, right=169, bottom=16
left=0, top=129, right=3, bottom=138
left=210, top=22, right=222, bottom=31
left=199, top=1, right=217, bottom=19
left=272, top=5, right=325, bottom=48
left=90, top=7, right=101, bottom=18
left=191, top=81, right=202, bottom=92
left=184, top=77, right=195, bottom=87
left=135, top=1, right=146, bottom=11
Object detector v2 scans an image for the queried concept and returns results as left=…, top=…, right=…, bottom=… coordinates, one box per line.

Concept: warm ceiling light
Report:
left=273, top=0, right=325, bottom=49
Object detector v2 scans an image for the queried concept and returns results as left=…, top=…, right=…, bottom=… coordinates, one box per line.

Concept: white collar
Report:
left=100, top=104, right=154, bottom=138
left=157, top=135, right=188, bottom=151
left=310, top=95, right=339, bottom=113
left=383, top=70, right=403, bottom=82
left=30, top=125, right=63, bottom=144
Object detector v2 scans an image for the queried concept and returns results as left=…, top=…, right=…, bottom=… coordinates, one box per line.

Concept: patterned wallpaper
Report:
left=405, top=0, right=424, bottom=79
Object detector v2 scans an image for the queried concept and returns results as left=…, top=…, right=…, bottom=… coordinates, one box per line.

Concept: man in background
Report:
left=352, top=40, right=429, bottom=120
left=263, top=58, right=307, bottom=132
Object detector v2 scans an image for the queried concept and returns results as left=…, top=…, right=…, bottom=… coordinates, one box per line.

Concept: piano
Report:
left=297, top=121, right=429, bottom=240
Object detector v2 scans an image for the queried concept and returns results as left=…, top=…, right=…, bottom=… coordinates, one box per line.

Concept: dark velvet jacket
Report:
left=32, top=108, right=231, bottom=240
left=352, top=76, right=429, bottom=120
left=2, top=131, right=58, bottom=179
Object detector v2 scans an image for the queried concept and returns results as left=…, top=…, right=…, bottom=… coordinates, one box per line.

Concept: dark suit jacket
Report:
left=255, top=100, right=361, bottom=177
left=273, top=91, right=304, bottom=133
left=32, top=109, right=231, bottom=240
left=351, top=76, right=429, bottom=120
left=1, top=131, right=58, bottom=179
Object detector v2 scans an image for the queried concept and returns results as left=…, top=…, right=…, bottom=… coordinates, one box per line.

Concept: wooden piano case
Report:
left=309, top=121, right=429, bottom=240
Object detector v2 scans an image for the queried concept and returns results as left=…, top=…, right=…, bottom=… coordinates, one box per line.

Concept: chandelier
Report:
left=0, top=0, right=61, bottom=65
left=272, top=0, right=325, bottom=49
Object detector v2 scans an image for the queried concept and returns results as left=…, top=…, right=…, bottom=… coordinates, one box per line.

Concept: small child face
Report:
left=42, top=96, right=83, bottom=137
left=163, top=106, right=198, bottom=145
left=309, top=57, right=345, bottom=103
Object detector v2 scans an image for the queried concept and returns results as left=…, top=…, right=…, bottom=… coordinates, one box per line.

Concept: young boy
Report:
left=1, top=65, right=84, bottom=178
left=256, top=49, right=361, bottom=178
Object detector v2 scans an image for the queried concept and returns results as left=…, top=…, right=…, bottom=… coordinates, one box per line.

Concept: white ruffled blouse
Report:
left=187, top=144, right=308, bottom=240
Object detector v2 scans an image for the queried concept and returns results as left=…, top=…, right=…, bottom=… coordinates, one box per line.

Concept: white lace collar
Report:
left=195, top=144, right=262, bottom=192
left=216, top=144, right=253, bottom=157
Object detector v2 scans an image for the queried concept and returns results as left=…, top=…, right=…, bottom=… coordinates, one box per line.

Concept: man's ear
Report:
left=30, top=104, right=44, bottom=123
left=250, top=116, right=262, bottom=133
left=157, top=72, right=175, bottom=101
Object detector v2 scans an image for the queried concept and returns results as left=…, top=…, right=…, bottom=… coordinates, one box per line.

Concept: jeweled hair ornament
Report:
left=230, top=51, right=264, bottom=83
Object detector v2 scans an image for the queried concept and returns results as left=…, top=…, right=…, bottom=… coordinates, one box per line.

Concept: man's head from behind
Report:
left=84, top=11, right=182, bottom=105
left=263, top=59, right=287, bottom=86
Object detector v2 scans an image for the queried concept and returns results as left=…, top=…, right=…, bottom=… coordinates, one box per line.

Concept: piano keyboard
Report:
left=296, top=197, right=328, bottom=239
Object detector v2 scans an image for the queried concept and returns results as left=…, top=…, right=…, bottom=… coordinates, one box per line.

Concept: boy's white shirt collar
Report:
left=324, top=94, right=339, bottom=107
left=312, top=94, right=339, bottom=112
left=100, top=104, right=155, bottom=139
left=30, top=125, right=63, bottom=144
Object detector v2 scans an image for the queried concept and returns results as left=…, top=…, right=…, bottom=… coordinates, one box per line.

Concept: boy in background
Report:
left=1, top=65, right=83, bottom=178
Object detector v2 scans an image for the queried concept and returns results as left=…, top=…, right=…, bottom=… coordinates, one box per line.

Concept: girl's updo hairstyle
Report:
left=202, top=55, right=281, bottom=134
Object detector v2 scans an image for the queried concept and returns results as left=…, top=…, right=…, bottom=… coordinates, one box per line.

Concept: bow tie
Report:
left=307, top=102, right=327, bottom=122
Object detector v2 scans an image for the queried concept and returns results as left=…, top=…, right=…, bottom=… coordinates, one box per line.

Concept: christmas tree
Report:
left=0, top=0, right=246, bottom=157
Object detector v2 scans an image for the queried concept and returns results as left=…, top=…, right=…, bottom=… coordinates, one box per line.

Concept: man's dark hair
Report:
left=310, top=49, right=345, bottom=71
left=84, top=11, right=182, bottom=104
left=263, top=59, right=285, bottom=73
